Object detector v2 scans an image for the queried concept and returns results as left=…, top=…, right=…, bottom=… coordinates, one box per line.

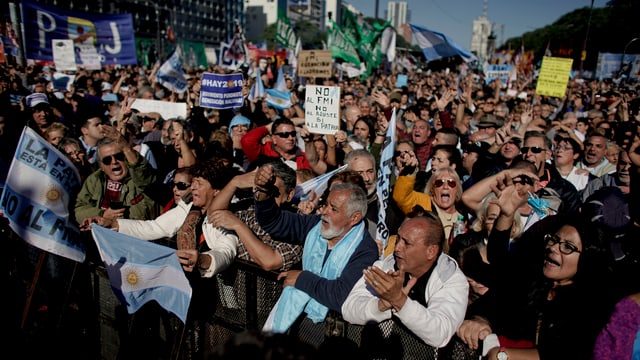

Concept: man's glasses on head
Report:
left=101, top=152, right=125, bottom=165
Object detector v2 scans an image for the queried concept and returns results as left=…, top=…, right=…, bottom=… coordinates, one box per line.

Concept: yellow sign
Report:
left=535, top=56, right=573, bottom=98
left=298, top=50, right=332, bottom=78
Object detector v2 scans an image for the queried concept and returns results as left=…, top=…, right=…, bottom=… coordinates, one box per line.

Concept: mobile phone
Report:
left=110, top=201, right=124, bottom=210
left=377, top=86, right=383, bottom=91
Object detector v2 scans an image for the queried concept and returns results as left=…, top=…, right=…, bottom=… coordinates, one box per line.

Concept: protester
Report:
left=74, top=125, right=160, bottom=223
left=342, top=216, right=468, bottom=348
left=253, top=163, right=378, bottom=337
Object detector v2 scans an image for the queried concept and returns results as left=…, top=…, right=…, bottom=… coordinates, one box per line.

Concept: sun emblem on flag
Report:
left=276, top=99, right=283, bottom=104
left=126, top=271, right=139, bottom=286
left=44, top=185, right=62, bottom=203
left=227, top=80, right=234, bottom=88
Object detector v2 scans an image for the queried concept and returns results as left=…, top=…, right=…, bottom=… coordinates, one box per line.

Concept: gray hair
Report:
left=330, top=182, right=368, bottom=220
left=344, top=149, right=375, bottom=168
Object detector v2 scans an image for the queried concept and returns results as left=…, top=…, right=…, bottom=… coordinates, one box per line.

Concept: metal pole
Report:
left=375, top=0, right=379, bottom=20
left=619, top=37, right=640, bottom=77
left=579, top=0, right=595, bottom=75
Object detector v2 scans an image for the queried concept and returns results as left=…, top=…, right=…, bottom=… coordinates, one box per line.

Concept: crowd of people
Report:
left=1, top=57, right=640, bottom=359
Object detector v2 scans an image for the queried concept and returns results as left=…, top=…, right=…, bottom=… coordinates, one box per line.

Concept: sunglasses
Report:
left=520, top=146, right=545, bottom=154
left=544, top=234, right=581, bottom=255
left=101, top=152, right=125, bottom=165
left=434, top=178, right=457, bottom=188
left=173, top=182, right=191, bottom=191
left=273, top=131, right=297, bottom=138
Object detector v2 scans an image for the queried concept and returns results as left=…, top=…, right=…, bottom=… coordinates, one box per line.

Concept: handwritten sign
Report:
left=199, top=72, right=244, bottom=109
left=535, top=57, right=573, bottom=98
left=298, top=50, right=332, bottom=78
left=304, top=85, right=340, bottom=135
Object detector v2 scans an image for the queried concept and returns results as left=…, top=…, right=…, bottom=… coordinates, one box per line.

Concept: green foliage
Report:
left=501, top=2, right=640, bottom=71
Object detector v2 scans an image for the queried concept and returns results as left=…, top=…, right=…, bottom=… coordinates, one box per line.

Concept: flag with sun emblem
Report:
left=91, top=225, right=192, bottom=323
left=0, top=127, right=85, bottom=262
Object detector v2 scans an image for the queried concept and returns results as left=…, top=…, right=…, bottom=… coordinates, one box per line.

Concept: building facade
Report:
left=386, top=1, right=407, bottom=31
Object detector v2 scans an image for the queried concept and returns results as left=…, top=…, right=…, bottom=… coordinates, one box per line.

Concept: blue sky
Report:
left=344, top=0, right=602, bottom=48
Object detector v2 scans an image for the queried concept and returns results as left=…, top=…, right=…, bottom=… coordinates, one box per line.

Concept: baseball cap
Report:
left=25, top=93, right=49, bottom=108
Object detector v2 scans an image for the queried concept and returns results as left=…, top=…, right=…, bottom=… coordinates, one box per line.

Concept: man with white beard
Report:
left=253, top=164, right=378, bottom=337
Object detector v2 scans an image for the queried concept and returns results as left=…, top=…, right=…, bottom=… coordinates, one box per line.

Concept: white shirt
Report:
left=117, top=200, right=239, bottom=278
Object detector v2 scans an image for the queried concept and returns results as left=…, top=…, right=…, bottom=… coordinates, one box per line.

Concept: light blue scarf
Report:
left=263, top=220, right=365, bottom=333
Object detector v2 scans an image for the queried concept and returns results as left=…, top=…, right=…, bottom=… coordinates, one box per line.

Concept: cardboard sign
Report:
left=304, top=85, right=340, bottom=135
left=199, top=72, right=244, bottom=109
left=535, top=57, right=573, bottom=98
left=298, top=50, right=332, bottom=78
left=484, top=64, right=512, bottom=85
left=130, top=99, right=187, bottom=120
left=52, top=39, right=76, bottom=71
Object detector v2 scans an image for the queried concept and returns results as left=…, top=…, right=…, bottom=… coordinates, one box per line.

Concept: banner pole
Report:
left=20, top=249, right=47, bottom=330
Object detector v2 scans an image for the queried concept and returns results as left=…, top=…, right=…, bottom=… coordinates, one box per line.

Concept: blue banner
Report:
left=21, top=0, right=137, bottom=65
left=199, top=73, right=245, bottom=109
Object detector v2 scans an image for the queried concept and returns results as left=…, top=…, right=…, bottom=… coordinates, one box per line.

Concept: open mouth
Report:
left=544, top=255, right=560, bottom=267
left=440, top=193, right=451, bottom=202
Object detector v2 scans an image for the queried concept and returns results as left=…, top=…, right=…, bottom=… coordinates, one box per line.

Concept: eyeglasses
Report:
left=66, top=150, right=84, bottom=157
left=434, top=178, right=457, bottom=188
left=544, top=234, right=581, bottom=255
left=521, top=146, right=545, bottom=154
left=554, top=145, right=573, bottom=152
left=394, top=150, right=410, bottom=157
left=273, top=131, right=297, bottom=138
left=173, top=182, right=191, bottom=191
left=101, top=152, right=125, bottom=165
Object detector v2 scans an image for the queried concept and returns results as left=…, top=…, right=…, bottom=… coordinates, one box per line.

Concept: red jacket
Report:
left=241, top=125, right=312, bottom=171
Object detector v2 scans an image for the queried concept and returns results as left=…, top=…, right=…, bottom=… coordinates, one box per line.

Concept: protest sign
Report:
left=130, top=99, right=187, bottom=120
left=484, top=64, right=512, bottom=84
left=304, top=85, right=340, bottom=135
left=298, top=50, right=332, bottom=78
left=52, top=39, right=76, bottom=71
left=199, top=72, right=244, bottom=109
left=535, top=56, right=573, bottom=98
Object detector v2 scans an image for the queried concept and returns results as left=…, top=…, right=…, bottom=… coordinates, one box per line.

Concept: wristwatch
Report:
left=497, top=347, right=508, bottom=360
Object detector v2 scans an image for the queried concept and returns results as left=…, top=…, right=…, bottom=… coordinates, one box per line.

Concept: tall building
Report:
left=245, top=0, right=285, bottom=42
left=387, top=1, right=408, bottom=31
left=470, top=15, right=492, bottom=61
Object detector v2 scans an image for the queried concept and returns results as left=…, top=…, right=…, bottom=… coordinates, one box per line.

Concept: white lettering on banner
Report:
left=37, top=10, right=56, bottom=49
left=105, top=22, right=122, bottom=54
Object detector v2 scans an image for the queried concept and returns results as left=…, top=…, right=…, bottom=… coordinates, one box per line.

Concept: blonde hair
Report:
left=426, top=167, right=462, bottom=202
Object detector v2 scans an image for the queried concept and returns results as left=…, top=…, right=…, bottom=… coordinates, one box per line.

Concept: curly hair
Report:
left=190, top=157, right=239, bottom=190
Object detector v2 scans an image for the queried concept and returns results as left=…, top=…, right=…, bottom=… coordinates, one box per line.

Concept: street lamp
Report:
left=619, top=37, right=640, bottom=78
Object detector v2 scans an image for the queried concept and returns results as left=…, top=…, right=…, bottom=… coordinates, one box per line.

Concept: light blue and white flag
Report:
left=248, top=66, right=265, bottom=102
left=155, top=48, right=188, bottom=93
left=0, top=127, right=85, bottom=262
left=410, top=24, right=475, bottom=63
left=275, top=65, right=288, bottom=92
left=376, top=108, right=397, bottom=257
left=265, top=88, right=292, bottom=110
left=293, top=164, right=347, bottom=202
left=91, top=225, right=192, bottom=323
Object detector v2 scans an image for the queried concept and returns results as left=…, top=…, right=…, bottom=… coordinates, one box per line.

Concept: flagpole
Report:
left=21, top=250, right=47, bottom=329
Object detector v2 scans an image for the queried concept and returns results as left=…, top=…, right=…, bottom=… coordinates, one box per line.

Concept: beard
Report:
left=320, top=217, right=346, bottom=240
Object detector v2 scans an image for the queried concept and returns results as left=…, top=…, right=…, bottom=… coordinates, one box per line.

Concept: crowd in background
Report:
left=1, top=57, right=640, bottom=359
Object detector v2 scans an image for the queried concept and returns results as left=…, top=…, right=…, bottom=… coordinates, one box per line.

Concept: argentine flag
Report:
left=410, top=24, right=475, bottom=63
left=265, top=88, right=292, bottom=110
left=91, top=225, right=192, bottom=323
